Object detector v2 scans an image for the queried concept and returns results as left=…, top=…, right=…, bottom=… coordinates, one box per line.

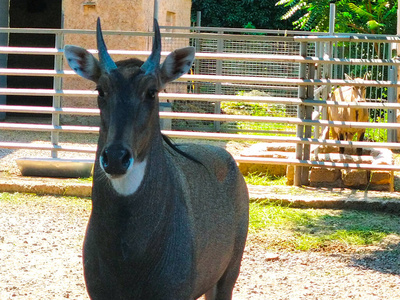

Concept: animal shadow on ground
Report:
left=350, top=236, right=400, bottom=275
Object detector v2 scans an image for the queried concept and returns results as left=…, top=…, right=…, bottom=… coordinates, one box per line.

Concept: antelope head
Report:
left=344, top=73, right=367, bottom=101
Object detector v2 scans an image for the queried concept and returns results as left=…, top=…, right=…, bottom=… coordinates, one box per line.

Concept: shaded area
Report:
left=351, top=235, right=400, bottom=275
left=6, top=0, right=62, bottom=117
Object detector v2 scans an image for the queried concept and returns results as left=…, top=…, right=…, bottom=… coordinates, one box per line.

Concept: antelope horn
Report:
left=96, top=18, right=117, bottom=73
left=140, top=18, right=161, bottom=74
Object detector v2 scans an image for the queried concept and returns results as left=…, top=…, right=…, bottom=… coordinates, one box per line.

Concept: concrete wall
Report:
left=61, top=0, right=192, bottom=125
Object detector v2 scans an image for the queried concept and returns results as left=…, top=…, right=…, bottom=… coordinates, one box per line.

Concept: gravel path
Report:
left=1, top=195, right=399, bottom=300
left=1, top=131, right=400, bottom=299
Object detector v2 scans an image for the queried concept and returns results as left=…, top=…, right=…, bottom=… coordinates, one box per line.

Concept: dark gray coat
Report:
left=65, top=18, right=249, bottom=300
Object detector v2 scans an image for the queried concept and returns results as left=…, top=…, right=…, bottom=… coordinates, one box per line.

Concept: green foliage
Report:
left=222, top=90, right=287, bottom=117
left=77, top=176, right=93, bottom=183
left=276, top=0, right=397, bottom=34
left=244, top=22, right=256, bottom=29
left=221, top=90, right=295, bottom=134
left=192, top=0, right=293, bottom=29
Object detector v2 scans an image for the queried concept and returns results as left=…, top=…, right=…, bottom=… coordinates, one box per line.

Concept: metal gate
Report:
left=1, top=26, right=400, bottom=185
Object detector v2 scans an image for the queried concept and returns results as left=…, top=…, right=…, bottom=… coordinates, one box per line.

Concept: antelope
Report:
left=325, top=74, right=369, bottom=156
left=64, top=18, right=249, bottom=300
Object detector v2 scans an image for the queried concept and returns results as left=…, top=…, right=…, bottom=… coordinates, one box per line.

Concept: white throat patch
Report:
left=108, top=158, right=147, bottom=196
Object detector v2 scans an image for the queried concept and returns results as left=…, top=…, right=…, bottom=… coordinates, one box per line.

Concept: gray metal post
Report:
left=0, top=0, right=9, bottom=121
left=314, top=41, right=321, bottom=138
left=214, top=31, right=223, bottom=132
left=153, top=0, right=159, bottom=21
left=194, top=11, right=201, bottom=93
left=388, top=66, right=397, bottom=142
left=294, top=42, right=307, bottom=186
left=322, top=4, right=336, bottom=141
left=51, top=33, right=63, bottom=158
left=329, top=3, right=336, bottom=35
left=301, top=63, right=315, bottom=185
left=196, top=11, right=201, bottom=27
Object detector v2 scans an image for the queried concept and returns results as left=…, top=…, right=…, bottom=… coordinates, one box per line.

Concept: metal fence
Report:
left=1, top=26, right=400, bottom=186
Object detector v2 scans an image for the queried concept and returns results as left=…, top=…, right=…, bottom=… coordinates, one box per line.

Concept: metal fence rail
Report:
left=0, top=26, right=400, bottom=185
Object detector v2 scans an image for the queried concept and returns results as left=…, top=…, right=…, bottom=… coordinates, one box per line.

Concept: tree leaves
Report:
left=276, top=0, right=397, bottom=34
left=191, top=0, right=293, bottom=29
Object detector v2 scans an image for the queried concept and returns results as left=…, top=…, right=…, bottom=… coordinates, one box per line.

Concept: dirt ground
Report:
left=1, top=131, right=400, bottom=299
left=1, top=194, right=399, bottom=300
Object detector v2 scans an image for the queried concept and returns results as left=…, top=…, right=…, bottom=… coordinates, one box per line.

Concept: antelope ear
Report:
left=159, top=46, right=195, bottom=87
left=64, top=45, right=102, bottom=82
left=344, top=73, right=353, bottom=81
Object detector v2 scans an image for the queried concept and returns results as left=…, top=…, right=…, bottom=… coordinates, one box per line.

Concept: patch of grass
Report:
left=220, top=90, right=296, bottom=135
left=76, top=176, right=93, bottom=183
left=0, top=192, right=91, bottom=209
left=244, top=172, right=286, bottom=186
left=249, top=201, right=400, bottom=251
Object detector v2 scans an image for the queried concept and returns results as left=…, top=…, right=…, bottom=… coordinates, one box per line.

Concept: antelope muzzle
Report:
left=100, top=144, right=133, bottom=176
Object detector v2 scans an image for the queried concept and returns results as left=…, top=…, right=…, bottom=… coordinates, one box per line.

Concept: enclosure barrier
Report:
left=1, top=27, right=400, bottom=184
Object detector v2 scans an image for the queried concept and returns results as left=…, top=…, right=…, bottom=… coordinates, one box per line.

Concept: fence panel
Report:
left=0, top=27, right=400, bottom=182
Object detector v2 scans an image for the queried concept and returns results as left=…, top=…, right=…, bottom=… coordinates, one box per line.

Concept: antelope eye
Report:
left=96, top=86, right=105, bottom=98
left=147, top=89, right=157, bottom=100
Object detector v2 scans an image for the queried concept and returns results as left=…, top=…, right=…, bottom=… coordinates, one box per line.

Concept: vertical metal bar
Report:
left=294, top=41, right=307, bottom=186
left=341, top=41, right=345, bottom=77
left=193, top=11, right=201, bottom=93
left=377, top=43, right=385, bottom=139
left=329, top=3, right=336, bottom=35
left=196, top=11, right=201, bottom=27
left=397, top=3, right=400, bottom=131
left=388, top=66, right=397, bottom=142
left=153, top=0, right=159, bottom=20
left=214, top=30, right=223, bottom=132
left=51, top=32, right=63, bottom=158
left=333, top=41, right=338, bottom=79
left=301, top=63, right=315, bottom=185
left=370, top=42, right=376, bottom=142
left=321, top=42, right=328, bottom=135
left=314, top=41, right=321, bottom=138
left=359, top=42, right=364, bottom=77
left=323, top=38, right=333, bottom=140
left=0, top=0, right=9, bottom=121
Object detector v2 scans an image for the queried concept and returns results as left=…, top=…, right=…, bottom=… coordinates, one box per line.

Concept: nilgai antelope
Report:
left=64, top=18, right=249, bottom=300
left=325, top=74, right=369, bottom=156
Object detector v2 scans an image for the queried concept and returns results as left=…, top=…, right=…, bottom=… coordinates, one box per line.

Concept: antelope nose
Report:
left=100, top=146, right=133, bottom=175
